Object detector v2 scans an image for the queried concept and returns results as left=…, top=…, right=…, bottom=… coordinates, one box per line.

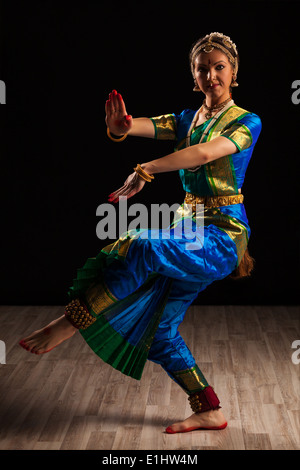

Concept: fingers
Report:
left=111, top=90, right=120, bottom=113
left=108, top=181, right=143, bottom=203
left=118, top=93, right=126, bottom=115
left=108, top=190, right=122, bottom=203
left=116, top=93, right=132, bottom=128
left=106, top=90, right=129, bottom=116
left=105, top=96, right=113, bottom=116
left=124, top=114, right=132, bottom=129
left=105, top=90, right=133, bottom=135
left=106, top=90, right=120, bottom=114
left=106, top=90, right=116, bottom=116
left=108, top=188, right=132, bottom=203
left=108, top=189, right=136, bottom=203
left=108, top=183, right=127, bottom=202
left=108, top=180, right=136, bottom=203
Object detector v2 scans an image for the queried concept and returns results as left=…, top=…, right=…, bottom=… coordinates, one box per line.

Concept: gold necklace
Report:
left=203, top=96, right=232, bottom=119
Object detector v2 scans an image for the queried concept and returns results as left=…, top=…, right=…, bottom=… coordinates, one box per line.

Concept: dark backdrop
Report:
left=0, top=1, right=299, bottom=305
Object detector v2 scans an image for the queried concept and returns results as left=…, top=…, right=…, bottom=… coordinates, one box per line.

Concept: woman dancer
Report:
left=19, top=32, right=262, bottom=433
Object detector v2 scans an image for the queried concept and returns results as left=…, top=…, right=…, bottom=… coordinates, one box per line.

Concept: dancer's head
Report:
left=190, top=32, right=239, bottom=97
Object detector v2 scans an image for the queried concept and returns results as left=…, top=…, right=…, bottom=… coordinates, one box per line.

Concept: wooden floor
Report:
left=0, top=304, right=299, bottom=450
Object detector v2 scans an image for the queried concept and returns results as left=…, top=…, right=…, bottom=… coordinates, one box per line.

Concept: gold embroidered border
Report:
left=184, top=192, right=244, bottom=208
left=150, top=114, right=177, bottom=140
left=205, top=155, right=237, bottom=196
left=84, top=237, right=138, bottom=316
left=84, top=235, right=141, bottom=315
left=85, top=276, right=118, bottom=316
left=220, top=223, right=248, bottom=266
left=101, top=237, right=135, bottom=260
left=173, top=365, right=208, bottom=394
left=221, top=122, right=252, bottom=152
left=204, top=106, right=250, bottom=196
left=204, top=208, right=249, bottom=265
left=207, top=106, right=249, bottom=140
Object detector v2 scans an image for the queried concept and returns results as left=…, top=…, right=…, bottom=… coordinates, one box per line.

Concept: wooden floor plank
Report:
left=0, top=305, right=299, bottom=450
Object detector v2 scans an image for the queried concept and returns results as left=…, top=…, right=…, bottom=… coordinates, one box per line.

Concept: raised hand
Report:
left=105, top=90, right=133, bottom=136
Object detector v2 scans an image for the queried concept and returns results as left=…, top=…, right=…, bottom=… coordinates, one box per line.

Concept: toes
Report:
left=19, top=340, right=31, bottom=352
left=165, top=426, right=176, bottom=434
left=31, top=345, right=47, bottom=355
left=19, top=339, right=39, bottom=354
left=165, top=423, right=182, bottom=434
left=30, top=346, right=39, bottom=354
left=19, top=340, right=27, bottom=349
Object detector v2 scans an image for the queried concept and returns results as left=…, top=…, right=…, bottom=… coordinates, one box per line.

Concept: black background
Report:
left=0, top=0, right=299, bottom=305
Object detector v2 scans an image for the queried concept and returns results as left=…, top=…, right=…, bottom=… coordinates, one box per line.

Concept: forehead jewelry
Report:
left=193, top=32, right=239, bottom=76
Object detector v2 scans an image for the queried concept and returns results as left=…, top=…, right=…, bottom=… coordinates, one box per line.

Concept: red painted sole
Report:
left=165, top=422, right=227, bottom=434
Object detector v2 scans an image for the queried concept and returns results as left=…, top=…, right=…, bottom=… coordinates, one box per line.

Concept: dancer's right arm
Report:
left=105, top=90, right=155, bottom=139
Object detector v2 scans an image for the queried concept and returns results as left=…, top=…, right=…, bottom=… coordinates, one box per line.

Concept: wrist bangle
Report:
left=134, top=169, right=152, bottom=182
left=133, top=163, right=155, bottom=182
left=107, top=128, right=128, bottom=142
left=136, top=164, right=155, bottom=181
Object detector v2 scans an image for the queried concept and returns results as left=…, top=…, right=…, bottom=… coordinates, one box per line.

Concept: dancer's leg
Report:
left=19, top=245, right=153, bottom=354
left=148, top=279, right=227, bottom=433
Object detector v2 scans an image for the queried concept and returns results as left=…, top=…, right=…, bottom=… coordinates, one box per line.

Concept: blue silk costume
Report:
left=66, top=105, right=262, bottom=395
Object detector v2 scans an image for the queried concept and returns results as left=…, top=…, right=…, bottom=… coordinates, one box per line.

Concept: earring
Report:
left=193, top=80, right=201, bottom=92
left=231, top=75, right=239, bottom=87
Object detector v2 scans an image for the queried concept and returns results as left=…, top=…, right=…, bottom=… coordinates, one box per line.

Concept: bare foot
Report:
left=19, top=315, right=77, bottom=355
left=165, top=409, right=227, bottom=434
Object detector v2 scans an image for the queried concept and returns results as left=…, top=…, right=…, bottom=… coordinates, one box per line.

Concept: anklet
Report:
left=65, top=299, right=96, bottom=330
left=188, top=386, right=221, bottom=413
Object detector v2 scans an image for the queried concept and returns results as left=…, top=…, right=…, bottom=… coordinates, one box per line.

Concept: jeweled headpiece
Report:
left=190, top=32, right=239, bottom=78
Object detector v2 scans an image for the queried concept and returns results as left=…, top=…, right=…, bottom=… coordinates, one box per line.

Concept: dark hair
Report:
left=229, top=248, right=255, bottom=279
left=189, top=33, right=240, bottom=77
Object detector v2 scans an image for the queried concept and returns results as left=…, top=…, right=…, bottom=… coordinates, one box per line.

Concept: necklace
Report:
left=203, top=96, right=232, bottom=119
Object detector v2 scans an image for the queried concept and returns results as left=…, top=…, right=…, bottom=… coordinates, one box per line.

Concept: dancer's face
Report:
left=193, top=49, right=233, bottom=98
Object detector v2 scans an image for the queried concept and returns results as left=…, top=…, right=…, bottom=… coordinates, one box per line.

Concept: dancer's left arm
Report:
left=108, top=137, right=237, bottom=202
left=141, top=137, right=238, bottom=175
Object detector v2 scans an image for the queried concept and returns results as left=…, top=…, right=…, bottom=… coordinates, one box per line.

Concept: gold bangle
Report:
left=135, top=170, right=152, bottom=182
left=133, top=164, right=155, bottom=182
left=107, top=128, right=128, bottom=142
left=134, top=166, right=152, bottom=182
left=134, top=163, right=154, bottom=179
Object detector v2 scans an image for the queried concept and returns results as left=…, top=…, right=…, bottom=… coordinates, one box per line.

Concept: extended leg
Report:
left=18, top=243, right=156, bottom=355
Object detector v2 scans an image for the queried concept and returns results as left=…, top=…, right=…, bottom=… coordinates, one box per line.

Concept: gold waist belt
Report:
left=184, top=192, right=244, bottom=208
